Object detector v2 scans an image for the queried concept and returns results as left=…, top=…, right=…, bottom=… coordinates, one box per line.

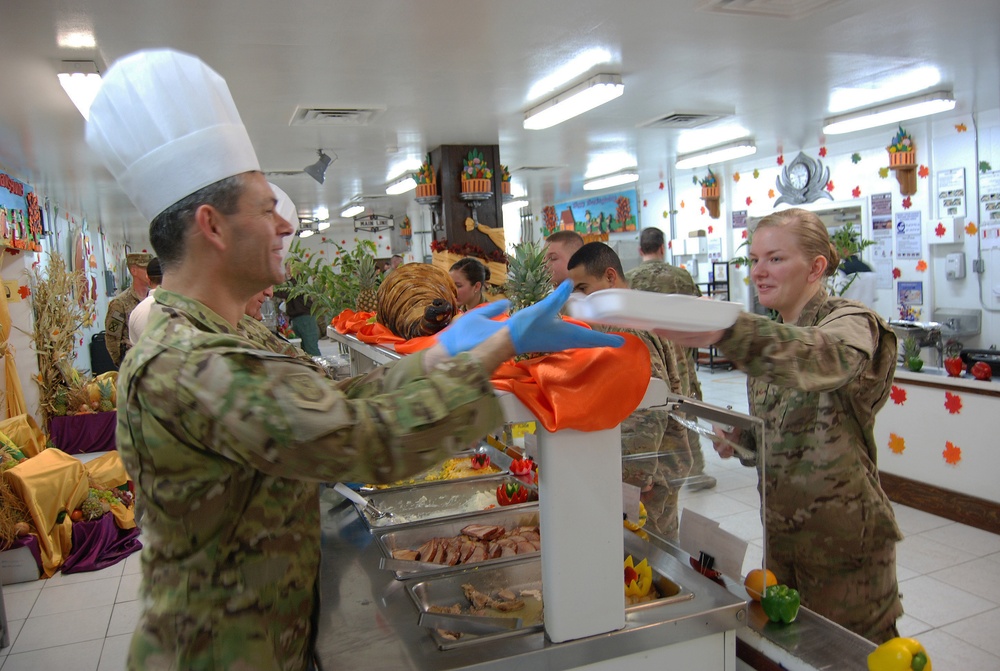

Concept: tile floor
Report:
left=1, top=366, right=997, bottom=669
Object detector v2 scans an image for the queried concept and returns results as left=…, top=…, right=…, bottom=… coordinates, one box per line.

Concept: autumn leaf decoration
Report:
left=888, top=433, right=906, bottom=454
left=944, top=392, right=962, bottom=415
left=943, top=441, right=961, bottom=465
left=935, top=222, right=947, bottom=237
left=916, top=260, right=928, bottom=272
left=890, top=385, right=907, bottom=405
left=965, top=222, right=978, bottom=236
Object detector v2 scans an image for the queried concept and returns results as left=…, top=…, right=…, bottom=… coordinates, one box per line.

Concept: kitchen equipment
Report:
left=358, top=443, right=513, bottom=493
left=959, top=348, right=1000, bottom=376
left=406, top=531, right=694, bottom=650
left=888, top=320, right=943, bottom=367
left=375, top=506, right=541, bottom=580
left=333, top=482, right=393, bottom=520
left=351, top=473, right=537, bottom=529
left=417, top=611, right=523, bottom=635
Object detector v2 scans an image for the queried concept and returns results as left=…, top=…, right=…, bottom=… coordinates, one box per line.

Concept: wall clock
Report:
left=774, top=152, right=833, bottom=206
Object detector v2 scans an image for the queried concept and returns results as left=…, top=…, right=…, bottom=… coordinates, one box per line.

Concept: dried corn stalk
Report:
left=28, top=252, right=96, bottom=423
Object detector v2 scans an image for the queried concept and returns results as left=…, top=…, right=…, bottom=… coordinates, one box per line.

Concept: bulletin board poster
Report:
left=980, top=170, right=1000, bottom=224
left=937, top=167, right=966, bottom=219
left=895, top=211, right=922, bottom=259
left=897, top=281, right=923, bottom=306
left=870, top=193, right=894, bottom=290
left=555, top=188, right=638, bottom=235
left=731, top=210, right=748, bottom=229
left=0, top=172, right=43, bottom=251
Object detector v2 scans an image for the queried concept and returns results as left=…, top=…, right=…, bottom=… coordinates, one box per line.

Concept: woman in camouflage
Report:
left=659, top=208, right=902, bottom=643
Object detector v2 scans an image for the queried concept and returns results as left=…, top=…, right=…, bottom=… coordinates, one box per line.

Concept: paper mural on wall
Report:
left=555, top=188, right=638, bottom=235
left=0, top=172, right=43, bottom=251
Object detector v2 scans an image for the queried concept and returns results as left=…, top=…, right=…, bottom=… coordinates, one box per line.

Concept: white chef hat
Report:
left=85, top=48, right=260, bottom=223
left=269, top=182, right=299, bottom=260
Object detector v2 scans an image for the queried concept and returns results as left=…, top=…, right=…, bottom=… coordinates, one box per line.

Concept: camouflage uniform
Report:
left=607, top=326, right=693, bottom=539
left=237, top=314, right=303, bottom=359
left=626, top=259, right=706, bottom=472
left=105, top=286, right=145, bottom=367
left=716, top=288, right=902, bottom=643
left=119, top=289, right=503, bottom=671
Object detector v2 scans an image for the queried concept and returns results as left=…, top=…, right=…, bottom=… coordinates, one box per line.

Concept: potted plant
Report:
left=281, top=238, right=380, bottom=324
left=500, top=165, right=511, bottom=196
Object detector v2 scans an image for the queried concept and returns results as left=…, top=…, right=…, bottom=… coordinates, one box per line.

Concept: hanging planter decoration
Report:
left=887, top=126, right=918, bottom=195
left=415, top=154, right=438, bottom=198
left=696, top=169, right=720, bottom=219
left=461, top=149, right=493, bottom=194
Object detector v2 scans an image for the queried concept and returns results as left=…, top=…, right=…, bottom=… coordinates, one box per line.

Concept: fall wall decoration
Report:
left=887, top=126, right=918, bottom=196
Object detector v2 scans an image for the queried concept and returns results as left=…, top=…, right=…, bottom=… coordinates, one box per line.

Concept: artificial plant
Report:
left=280, top=237, right=380, bottom=325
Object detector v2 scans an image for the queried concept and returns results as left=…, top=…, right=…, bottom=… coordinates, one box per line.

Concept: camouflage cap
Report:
left=126, top=253, right=152, bottom=268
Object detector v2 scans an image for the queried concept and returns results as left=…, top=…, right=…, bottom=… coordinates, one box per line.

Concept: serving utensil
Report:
left=334, top=482, right=394, bottom=519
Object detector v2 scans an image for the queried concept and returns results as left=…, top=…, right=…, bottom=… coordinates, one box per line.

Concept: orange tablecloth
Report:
left=332, top=309, right=651, bottom=432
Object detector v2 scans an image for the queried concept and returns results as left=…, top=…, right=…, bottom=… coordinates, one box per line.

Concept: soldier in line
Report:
left=566, top=242, right=693, bottom=539
left=127, top=257, right=163, bottom=346
left=658, top=208, right=901, bottom=644
left=105, top=252, right=152, bottom=366
left=542, top=229, right=584, bottom=285
left=626, top=227, right=716, bottom=491
left=86, top=49, right=622, bottom=671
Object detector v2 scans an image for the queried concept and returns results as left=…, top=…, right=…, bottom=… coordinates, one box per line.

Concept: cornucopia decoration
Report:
left=377, top=263, right=459, bottom=339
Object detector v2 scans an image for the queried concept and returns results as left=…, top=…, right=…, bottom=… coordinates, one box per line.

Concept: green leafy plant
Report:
left=280, top=238, right=380, bottom=325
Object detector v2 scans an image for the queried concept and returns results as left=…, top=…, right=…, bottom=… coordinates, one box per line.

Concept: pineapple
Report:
left=355, top=252, right=379, bottom=313
left=902, top=336, right=923, bottom=372
left=505, top=241, right=552, bottom=313
left=97, top=378, right=115, bottom=413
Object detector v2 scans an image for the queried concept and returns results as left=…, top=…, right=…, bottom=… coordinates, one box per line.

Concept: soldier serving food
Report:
left=86, top=48, right=622, bottom=671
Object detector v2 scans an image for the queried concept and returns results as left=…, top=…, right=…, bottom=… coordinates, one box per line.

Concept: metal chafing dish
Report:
left=374, top=505, right=541, bottom=580
left=356, top=442, right=516, bottom=493
left=405, top=530, right=695, bottom=650
left=351, top=474, right=537, bottom=530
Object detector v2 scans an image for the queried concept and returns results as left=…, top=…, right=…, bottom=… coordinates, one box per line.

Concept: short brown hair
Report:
left=545, top=230, right=584, bottom=251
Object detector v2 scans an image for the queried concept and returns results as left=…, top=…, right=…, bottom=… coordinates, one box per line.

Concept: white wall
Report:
left=670, top=106, right=1000, bottom=351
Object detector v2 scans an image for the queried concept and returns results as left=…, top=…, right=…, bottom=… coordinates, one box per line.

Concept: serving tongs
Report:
left=333, top=482, right=394, bottom=520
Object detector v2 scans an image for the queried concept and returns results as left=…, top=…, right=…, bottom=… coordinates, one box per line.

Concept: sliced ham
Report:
left=461, top=524, right=506, bottom=541
left=392, top=549, right=419, bottom=561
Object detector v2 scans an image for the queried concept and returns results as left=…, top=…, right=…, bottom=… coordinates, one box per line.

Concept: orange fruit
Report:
left=744, top=568, right=777, bottom=601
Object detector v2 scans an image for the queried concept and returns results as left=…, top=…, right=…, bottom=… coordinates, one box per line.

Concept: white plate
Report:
left=565, top=290, right=742, bottom=333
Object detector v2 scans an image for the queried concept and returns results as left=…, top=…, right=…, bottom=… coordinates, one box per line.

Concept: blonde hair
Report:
left=755, top=208, right=840, bottom=278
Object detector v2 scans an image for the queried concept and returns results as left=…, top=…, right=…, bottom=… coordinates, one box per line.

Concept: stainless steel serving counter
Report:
left=314, top=495, right=747, bottom=671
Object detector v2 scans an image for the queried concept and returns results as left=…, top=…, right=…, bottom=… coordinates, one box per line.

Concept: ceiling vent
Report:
left=697, top=0, right=842, bottom=19
left=638, top=112, right=726, bottom=130
left=290, top=105, right=384, bottom=126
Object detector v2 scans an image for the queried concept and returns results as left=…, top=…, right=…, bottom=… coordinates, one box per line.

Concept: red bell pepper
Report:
left=470, top=453, right=491, bottom=470
left=972, top=361, right=993, bottom=381
left=509, top=457, right=533, bottom=476
left=496, top=482, right=530, bottom=506
left=944, top=357, right=965, bottom=377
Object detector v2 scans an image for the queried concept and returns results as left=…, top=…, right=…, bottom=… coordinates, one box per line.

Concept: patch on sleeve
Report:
left=280, top=372, right=337, bottom=411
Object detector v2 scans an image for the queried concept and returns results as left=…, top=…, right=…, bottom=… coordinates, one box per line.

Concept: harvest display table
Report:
left=48, top=411, right=116, bottom=455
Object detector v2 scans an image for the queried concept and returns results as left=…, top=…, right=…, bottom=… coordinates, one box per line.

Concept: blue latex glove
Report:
left=436, top=300, right=510, bottom=356
left=507, top=280, right=625, bottom=355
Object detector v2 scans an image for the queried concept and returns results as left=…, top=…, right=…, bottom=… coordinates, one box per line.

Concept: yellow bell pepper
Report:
left=624, top=555, right=653, bottom=598
left=624, top=502, right=648, bottom=531
left=867, top=637, right=931, bottom=671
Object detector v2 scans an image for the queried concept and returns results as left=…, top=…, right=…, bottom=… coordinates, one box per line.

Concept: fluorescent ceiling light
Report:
left=524, top=74, right=623, bottom=130
left=57, top=31, right=96, bottom=49
left=585, top=152, right=636, bottom=179
left=314, top=206, right=329, bottom=221
left=527, top=48, right=613, bottom=101
left=675, top=140, right=756, bottom=170
left=583, top=171, right=638, bottom=191
left=316, top=221, right=331, bottom=231
left=298, top=229, right=315, bottom=239
left=57, top=61, right=101, bottom=120
left=341, top=204, right=365, bottom=218
left=385, top=174, right=417, bottom=195
left=828, top=66, right=941, bottom=114
left=676, top=124, right=749, bottom=154
left=823, top=89, right=956, bottom=135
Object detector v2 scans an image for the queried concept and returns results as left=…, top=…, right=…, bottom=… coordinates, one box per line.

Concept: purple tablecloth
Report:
left=47, top=412, right=116, bottom=454
left=61, top=514, right=142, bottom=574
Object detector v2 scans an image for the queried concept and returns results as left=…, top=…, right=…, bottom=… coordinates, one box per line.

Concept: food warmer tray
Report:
left=349, top=474, right=536, bottom=530
left=356, top=442, right=516, bottom=494
left=406, top=530, right=695, bottom=650
left=374, top=505, right=541, bottom=580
